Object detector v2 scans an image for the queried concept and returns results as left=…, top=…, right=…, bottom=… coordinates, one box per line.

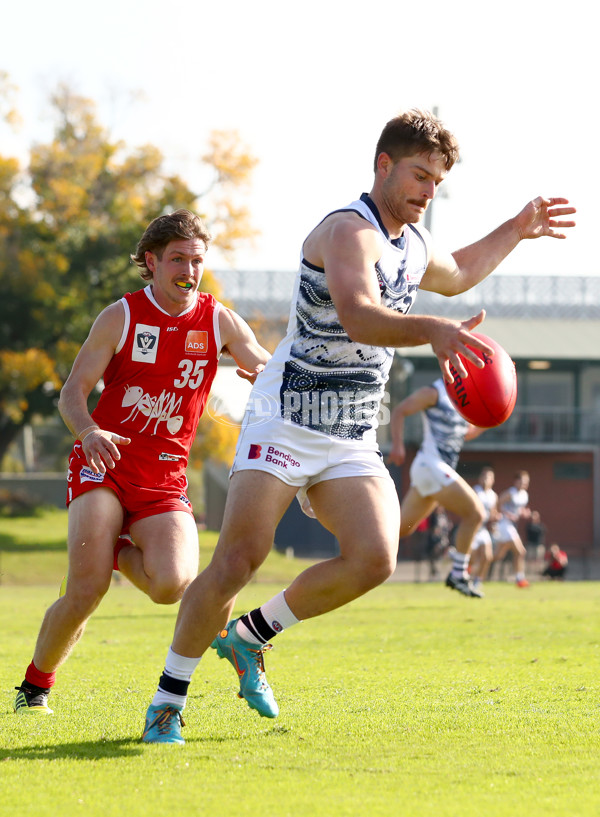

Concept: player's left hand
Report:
left=516, top=196, right=576, bottom=240
left=236, top=363, right=265, bottom=384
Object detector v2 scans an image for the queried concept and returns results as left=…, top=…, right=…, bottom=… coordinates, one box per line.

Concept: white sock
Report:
left=451, top=550, right=470, bottom=577
left=151, top=646, right=202, bottom=709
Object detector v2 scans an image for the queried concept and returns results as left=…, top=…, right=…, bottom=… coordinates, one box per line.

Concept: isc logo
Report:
left=185, top=331, right=209, bottom=355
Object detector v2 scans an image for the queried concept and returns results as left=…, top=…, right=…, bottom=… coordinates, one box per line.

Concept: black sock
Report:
left=240, top=608, right=279, bottom=644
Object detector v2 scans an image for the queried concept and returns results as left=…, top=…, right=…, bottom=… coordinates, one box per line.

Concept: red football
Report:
left=444, top=333, right=517, bottom=428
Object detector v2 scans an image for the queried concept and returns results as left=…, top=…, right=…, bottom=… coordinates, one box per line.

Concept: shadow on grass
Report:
left=0, top=738, right=144, bottom=760
left=0, top=734, right=232, bottom=760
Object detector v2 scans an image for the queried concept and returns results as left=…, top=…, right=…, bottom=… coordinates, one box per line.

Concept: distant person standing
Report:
left=493, top=470, right=531, bottom=587
left=525, top=510, right=546, bottom=558
left=469, top=466, right=499, bottom=594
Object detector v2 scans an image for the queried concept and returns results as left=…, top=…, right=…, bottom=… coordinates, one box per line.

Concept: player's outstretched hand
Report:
left=429, top=310, right=495, bottom=383
left=82, top=429, right=131, bottom=475
left=516, top=196, right=576, bottom=240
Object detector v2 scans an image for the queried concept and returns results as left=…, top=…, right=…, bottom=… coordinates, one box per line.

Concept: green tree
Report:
left=0, top=82, right=258, bottom=466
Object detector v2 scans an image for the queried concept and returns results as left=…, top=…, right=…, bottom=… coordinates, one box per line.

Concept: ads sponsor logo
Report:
left=205, top=389, right=279, bottom=428
left=159, top=453, right=182, bottom=462
left=247, top=443, right=300, bottom=470
left=80, top=467, right=105, bottom=484
left=185, top=331, right=209, bottom=355
left=132, top=324, right=160, bottom=364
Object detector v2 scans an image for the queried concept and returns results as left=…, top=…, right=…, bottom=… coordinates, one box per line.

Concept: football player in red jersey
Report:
left=14, top=210, right=270, bottom=715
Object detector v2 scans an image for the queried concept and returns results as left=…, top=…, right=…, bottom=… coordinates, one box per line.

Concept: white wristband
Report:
left=78, top=425, right=100, bottom=441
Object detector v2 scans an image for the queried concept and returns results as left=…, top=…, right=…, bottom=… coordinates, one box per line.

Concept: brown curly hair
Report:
left=131, top=209, right=212, bottom=281
left=374, top=109, right=460, bottom=172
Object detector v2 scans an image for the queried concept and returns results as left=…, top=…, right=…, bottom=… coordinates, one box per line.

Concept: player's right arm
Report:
left=388, top=386, right=438, bottom=466
left=303, top=212, right=492, bottom=382
left=58, top=302, right=131, bottom=474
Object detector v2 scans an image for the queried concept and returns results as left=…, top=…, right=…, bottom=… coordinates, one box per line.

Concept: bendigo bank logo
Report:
left=185, top=331, right=209, bottom=355
left=248, top=444, right=262, bottom=459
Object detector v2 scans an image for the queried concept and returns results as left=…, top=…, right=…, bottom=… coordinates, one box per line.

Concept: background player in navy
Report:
left=14, top=210, right=269, bottom=715
left=140, top=110, right=575, bottom=743
left=389, top=379, right=486, bottom=597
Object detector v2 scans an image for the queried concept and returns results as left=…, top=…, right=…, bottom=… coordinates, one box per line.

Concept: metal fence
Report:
left=213, top=271, right=600, bottom=321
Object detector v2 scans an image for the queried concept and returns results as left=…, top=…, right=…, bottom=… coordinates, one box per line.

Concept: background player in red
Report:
left=14, top=209, right=269, bottom=715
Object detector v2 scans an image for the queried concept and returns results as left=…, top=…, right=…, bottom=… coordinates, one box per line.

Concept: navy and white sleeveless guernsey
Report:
left=419, top=379, right=469, bottom=469
left=251, top=194, right=430, bottom=441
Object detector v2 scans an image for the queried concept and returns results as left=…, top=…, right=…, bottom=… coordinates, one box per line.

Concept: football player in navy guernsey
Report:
left=14, top=210, right=270, bottom=717
left=142, top=109, right=575, bottom=743
left=389, top=379, right=487, bottom=597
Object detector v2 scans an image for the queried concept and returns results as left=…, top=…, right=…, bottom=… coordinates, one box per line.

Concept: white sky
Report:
left=1, top=0, right=595, bottom=278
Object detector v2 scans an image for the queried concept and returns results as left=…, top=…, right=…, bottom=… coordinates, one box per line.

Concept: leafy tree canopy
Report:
left=0, top=80, right=258, bottom=466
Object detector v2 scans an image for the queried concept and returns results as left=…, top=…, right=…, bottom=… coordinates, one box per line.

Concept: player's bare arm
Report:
left=307, top=213, right=493, bottom=380
left=58, top=301, right=131, bottom=474
left=388, top=385, right=438, bottom=466
left=218, top=307, right=271, bottom=384
left=422, top=196, right=576, bottom=296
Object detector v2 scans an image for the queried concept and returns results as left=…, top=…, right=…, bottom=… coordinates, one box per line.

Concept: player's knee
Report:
left=147, top=572, right=194, bottom=605
left=211, top=545, right=265, bottom=592
left=63, top=577, right=110, bottom=618
left=358, top=549, right=397, bottom=589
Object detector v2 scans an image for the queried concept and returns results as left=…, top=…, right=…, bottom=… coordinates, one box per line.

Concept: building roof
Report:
left=400, top=318, right=600, bottom=361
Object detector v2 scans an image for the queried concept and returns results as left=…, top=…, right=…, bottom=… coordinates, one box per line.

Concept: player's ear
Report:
left=376, top=152, right=393, bottom=176
left=145, top=251, right=156, bottom=273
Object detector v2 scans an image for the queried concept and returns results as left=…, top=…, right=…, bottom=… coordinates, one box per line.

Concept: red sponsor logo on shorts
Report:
left=248, top=444, right=262, bottom=459
left=185, top=331, right=209, bottom=355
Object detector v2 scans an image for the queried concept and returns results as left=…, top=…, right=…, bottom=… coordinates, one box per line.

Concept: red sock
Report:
left=25, top=661, right=56, bottom=690
left=113, top=536, right=131, bottom=571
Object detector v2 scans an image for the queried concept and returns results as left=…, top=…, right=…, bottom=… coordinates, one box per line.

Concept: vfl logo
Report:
left=185, top=331, right=209, bottom=355
left=137, top=331, right=156, bottom=355
left=248, top=444, right=262, bottom=459
left=132, top=323, right=160, bottom=363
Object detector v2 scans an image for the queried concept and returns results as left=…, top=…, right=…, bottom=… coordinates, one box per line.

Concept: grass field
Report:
left=1, top=512, right=599, bottom=816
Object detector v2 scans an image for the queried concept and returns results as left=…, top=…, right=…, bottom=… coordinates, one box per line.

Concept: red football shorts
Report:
left=66, top=444, right=194, bottom=530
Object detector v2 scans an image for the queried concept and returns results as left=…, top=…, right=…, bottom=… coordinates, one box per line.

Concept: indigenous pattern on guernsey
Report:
left=420, top=379, right=469, bottom=469
left=259, top=193, right=429, bottom=440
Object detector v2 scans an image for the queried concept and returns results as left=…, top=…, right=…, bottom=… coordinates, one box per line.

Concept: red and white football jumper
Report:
left=67, top=285, right=222, bottom=521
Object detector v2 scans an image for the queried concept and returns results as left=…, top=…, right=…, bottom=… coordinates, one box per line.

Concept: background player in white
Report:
left=469, top=466, right=499, bottom=593
left=14, top=210, right=269, bottom=715
left=141, top=109, right=575, bottom=743
left=389, top=379, right=486, bottom=597
left=493, top=470, right=532, bottom=587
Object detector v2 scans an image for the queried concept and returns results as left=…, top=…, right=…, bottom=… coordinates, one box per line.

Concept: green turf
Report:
left=0, top=508, right=317, bottom=586
left=1, top=579, right=599, bottom=817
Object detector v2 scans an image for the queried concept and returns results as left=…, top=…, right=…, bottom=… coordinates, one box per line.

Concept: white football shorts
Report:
left=409, top=451, right=458, bottom=497
left=231, top=413, right=393, bottom=512
left=471, top=527, right=493, bottom=551
left=494, top=517, right=519, bottom=543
